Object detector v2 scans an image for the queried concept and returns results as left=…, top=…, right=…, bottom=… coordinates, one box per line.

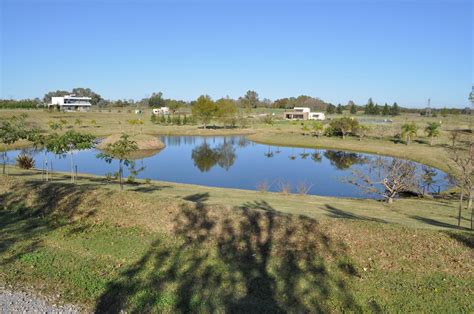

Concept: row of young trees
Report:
left=325, top=99, right=400, bottom=116
left=0, top=115, right=139, bottom=190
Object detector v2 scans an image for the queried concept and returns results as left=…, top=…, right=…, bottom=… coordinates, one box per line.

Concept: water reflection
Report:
left=191, top=141, right=237, bottom=172
left=323, top=150, right=368, bottom=170
left=4, top=135, right=450, bottom=198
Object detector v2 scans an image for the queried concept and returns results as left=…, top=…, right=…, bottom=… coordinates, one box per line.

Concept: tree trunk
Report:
left=2, top=152, right=6, bottom=175
left=387, top=197, right=393, bottom=204
left=70, top=153, right=74, bottom=183
left=468, top=189, right=473, bottom=230
left=119, top=162, right=123, bottom=190
left=430, top=136, right=433, bottom=146
left=458, top=189, right=464, bottom=227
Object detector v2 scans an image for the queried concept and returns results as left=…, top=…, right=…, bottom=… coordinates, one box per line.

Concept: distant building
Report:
left=284, top=107, right=325, bottom=120
left=49, top=95, right=91, bottom=111
left=152, top=107, right=170, bottom=115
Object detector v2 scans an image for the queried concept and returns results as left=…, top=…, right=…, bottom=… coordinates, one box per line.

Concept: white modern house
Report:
left=152, top=107, right=170, bottom=115
left=284, top=107, right=326, bottom=120
left=49, top=95, right=92, bottom=111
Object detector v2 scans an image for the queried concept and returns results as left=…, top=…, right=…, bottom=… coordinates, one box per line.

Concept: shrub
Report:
left=127, top=175, right=136, bottom=184
left=277, top=180, right=292, bottom=195
left=105, top=172, right=114, bottom=181
left=296, top=181, right=314, bottom=195
left=326, top=117, right=359, bottom=139
left=16, top=154, right=35, bottom=169
left=257, top=180, right=270, bottom=193
left=261, top=115, right=274, bottom=125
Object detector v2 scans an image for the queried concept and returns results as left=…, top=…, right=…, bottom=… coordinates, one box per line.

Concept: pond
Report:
left=4, top=135, right=450, bottom=198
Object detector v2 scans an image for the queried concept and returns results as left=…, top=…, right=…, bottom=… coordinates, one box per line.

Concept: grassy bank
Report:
left=248, top=131, right=453, bottom=173
left=0, top=173, right=472, bottom=312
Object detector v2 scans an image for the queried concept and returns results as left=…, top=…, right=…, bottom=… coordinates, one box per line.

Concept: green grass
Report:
left=0, top=174, right=472, bottom=312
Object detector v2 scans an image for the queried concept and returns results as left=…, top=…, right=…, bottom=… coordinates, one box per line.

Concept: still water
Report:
left=6, top=135, right=449, bottom=198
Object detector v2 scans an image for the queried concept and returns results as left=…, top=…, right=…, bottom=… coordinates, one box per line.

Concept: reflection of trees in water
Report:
left=163, top=136, right=197, bottom=147
left=323, top=150, right=368, bottom=170
left=191, top=142, right=237, bottom=172
left=300, top=148, right=309, bottom=159
left=311, top=150, right=322, bottom=163
left=264, top=146, right=274, bottom=158
left=216, top=142, right=236, bottom=171
left=237, top=136, right=250, bottom=148
left=288, top=148, right=296, bottom=160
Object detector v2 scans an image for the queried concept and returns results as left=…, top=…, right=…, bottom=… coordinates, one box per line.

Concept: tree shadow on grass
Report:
left=323, top=205, right=387, bottom=223
left=0, top=179, right=100, bottom=266
left=130, top=184, right=172, bottom=193
left=96, top=200, right=363, bottom=312
left=182, top=192, right=209, bottom=204
left=444, top=231, right=474, bottom=249
left=409, top=215, right=471, bottom=231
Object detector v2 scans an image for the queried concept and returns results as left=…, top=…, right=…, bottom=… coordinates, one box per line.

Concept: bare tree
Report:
left=348, top=157, right=420, bottom=203
left=447, top=134, right=473, bottom=228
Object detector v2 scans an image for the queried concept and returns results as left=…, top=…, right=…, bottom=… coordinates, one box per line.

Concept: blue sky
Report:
left=1, top=0, right=472, bottom=107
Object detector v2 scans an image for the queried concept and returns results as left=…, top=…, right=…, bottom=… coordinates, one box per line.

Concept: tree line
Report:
left=1, top=87, right=471, bottom=114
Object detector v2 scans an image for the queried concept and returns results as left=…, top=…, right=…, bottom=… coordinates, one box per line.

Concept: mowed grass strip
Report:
left=0, top=175, right=472, bottom=312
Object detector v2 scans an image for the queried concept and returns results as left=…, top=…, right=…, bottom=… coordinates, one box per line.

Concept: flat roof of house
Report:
left=64, top=95, right=92, bottom=100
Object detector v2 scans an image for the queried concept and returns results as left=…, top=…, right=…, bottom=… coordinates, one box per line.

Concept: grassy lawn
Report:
left=0, top=170, right=473, bottom=312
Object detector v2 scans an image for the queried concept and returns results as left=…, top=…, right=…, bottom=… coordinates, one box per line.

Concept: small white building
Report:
left=49, top=95, right=91, bottom=111
left=284, top=107, right=326, bottom=120
left=309, top=112, right=326, bottom=120
left=152, top=107, right=170, bottom=115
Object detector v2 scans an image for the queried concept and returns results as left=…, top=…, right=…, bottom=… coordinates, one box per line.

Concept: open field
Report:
left=0, top=172, right=472, bottom=312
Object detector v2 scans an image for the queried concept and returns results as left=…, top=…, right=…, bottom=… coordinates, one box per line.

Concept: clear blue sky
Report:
left=1, top=0, right=472, bottom=107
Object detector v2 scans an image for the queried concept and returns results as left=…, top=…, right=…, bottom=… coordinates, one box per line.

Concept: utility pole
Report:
left=425, top=98, right=432, bottom=116
left=469, top=86, right=474, bottom=129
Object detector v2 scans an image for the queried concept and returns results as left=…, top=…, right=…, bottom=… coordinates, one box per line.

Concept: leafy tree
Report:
left=336, top=104, right=343, bottom=114
left=354, top=124, right=370, bottom=141
left=192, top=95, right=218, bottom=129
left=240, top=90, right=259, bottom=110
left=327, top=117, right=359, bottom=139
left=364, top=98, right=375, bottom=115
left=382, top=103, right=390, bottom=116
left=424, top=122, right=441, bottom=146
left=373, top=104, right=381, bottom=115
left=0, top=115, right=38, bottom=175
left=391, top=102, right=400, bottom=116
left=45, top=131, right=95, bottom=183
left=401, top=122, right=418, bottom=145
left=216, top=98, right=238, bottom=128
left=348, top=101, right=357, bottom=114
left=167, top=99, right=181, bottom=115
left=326, top=104, right=336, bottom=114
left=149, top=92, right=165, bottom=108
left=312, top=121, right=324, bottom=138
left=97, top=134, right=138, bottom=190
